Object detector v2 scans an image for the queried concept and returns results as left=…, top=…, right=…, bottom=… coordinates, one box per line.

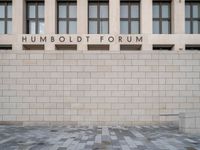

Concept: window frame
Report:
left=88, top=0, right=109, bottom=34
left=0, top=1, right=12, bottom=34
left=57, top=0, right=77, bottom=34
left=120, top=0, right=140, bottom=34
left=26, top=1, right=44, bottom=34
left=153, top=1, right=171, bottom=34
left=185, top=1, right=200, bottom=34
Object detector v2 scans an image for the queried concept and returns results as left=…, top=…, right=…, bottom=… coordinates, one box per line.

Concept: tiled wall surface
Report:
left=0, top=51, right=200, bottom=126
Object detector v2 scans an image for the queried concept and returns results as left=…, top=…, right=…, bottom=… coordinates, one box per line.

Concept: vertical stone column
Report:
left=13, top=0, right=25, bottom=51
left=172, top=0, right=185, bottom=51
left=109, top=0, right=120, bottom=52
left=77, top=0, right=88, bottom=51
left=141, top=0, right=152, bottom=50
left=45, top=0, right=56, bottom=51
left=45, top=0, right=56, bottom=34
left=172, top=0, right=185, bottom=34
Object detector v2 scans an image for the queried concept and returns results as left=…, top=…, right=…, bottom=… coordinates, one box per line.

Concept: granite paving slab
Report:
left=0, top=125, right=199, bottom=150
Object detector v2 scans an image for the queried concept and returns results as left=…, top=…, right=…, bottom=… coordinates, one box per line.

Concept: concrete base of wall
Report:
left=179, top=113, right=200, bottom=135
left=0, top=50, right=200, bottom=125
left=0, top=121, right=178, bottom=127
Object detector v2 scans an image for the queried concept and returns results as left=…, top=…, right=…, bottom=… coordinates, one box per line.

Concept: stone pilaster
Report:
left=109, top=0, right=120, bottom=52
left=141, top=0, right=152, bottom=50
left=12, top=0, right=25, bottom=51
left=77, top=0, right=88, bottom=51
left=45, top=0, right=56, bottom=50
left=172, top=0, right=185, bottom=51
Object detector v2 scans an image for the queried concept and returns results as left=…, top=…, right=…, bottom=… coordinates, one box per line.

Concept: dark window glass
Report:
left=100, top=5, right=108, bottom=18
left=39, top=20, right=44, bottom=34
left=0, top=5, right=5, bottom=18
left=185, top=20, right=191, bottom=34
left=0, top=21, right=5, bottom=34
left=193, top=4, right=199, bottom=18
left=59, top=5, right=67, bottom=18
left=88, top=1, right=109, bottom=34
left=162, top=4, right=169, bottom=18
left=29, top=20, right=36, bottom=34
left=28, top=4, right=36, bottom=18
left=162, top=20, right=169, bottom=34
left=69, top=5, right=77, bottom=18
left=59, top=20, right=67, bottom=34
left=57, top=1, right=77, bottom=34
left=7, top=4, right=12, bottom=18
left=69, top=20, right=77, bottom=34
left=131, top=21, right=139, bottom=34
left=153, top=1, right=171, bottom=34
left=131, top=5, right=139, bottom=18
left=120, top=1, right=140, bottom=34
left=89, top=5, right=97, bottom=18
left=38, top=4, right=44, bottom=18
left=193, top=20, right=199, bottom=33
left=153, top=4, right=159, bottom=18
left=120, top=5, right=128, bottom=18
left=0, top=1, right=12, bottom=34
left=100, top=20, right=108, bottom=33
left=89, top=21, right=97, bottom=34
left=185, top=4, right=191, bottom=18
left=120, top=21, right=128, bottom=34
left=185, top=2, right=200, bottom=34
left=153, top=20, right=159, bottom=34
left=27, top=1, right=44, bottom=34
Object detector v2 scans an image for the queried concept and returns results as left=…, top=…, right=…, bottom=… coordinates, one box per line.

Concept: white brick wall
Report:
left=0, top=51, right=200, bottom=126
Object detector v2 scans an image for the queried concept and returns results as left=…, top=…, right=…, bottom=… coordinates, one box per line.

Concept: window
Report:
left=185, top=1, right=200, bottom=34
left=57, top=0, right=77, bottom=34
left=0, top=44, right=12, bottom=50
left=153, top=44, right=174, bottom=50
left=120, top=0, right=140, bottom=34
left=153, top=1, right=171, bottom=34
left=27, top=1, right=44, bottom=34
left=0, top=1, right=12, bottom=34
left=88, top=44, right=109, bottom=50
left=186, top=45, right=200, bottom=50
left=88, top=0, right=109, bottom=34
left=120, top=45, right=141, bottom=51
left=23, top=44, right=44, bottom=50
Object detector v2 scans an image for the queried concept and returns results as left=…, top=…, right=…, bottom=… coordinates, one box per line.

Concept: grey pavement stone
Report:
left=0, top=125, right=200, bottom=150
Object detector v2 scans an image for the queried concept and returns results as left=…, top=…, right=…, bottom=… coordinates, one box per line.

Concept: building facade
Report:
left=0, top=0, right=200, bottom=126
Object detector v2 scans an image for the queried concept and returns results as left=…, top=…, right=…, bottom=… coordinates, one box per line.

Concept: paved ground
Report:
left=0, top=125, right=200, bottom=150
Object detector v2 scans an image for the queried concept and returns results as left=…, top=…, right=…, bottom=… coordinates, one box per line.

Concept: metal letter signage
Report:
left=21, top=35, right=143, bottom=45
